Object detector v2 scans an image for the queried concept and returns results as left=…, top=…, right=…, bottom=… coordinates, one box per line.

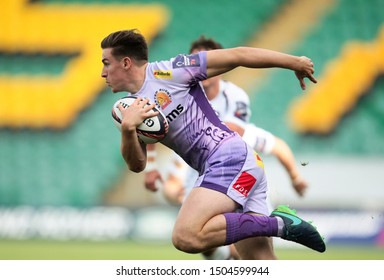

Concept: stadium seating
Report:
left=0, top=0, right=287, bottom=206
left=1, top=0, right=383, bottom=208
left=250, top=0, right=384, bottom=154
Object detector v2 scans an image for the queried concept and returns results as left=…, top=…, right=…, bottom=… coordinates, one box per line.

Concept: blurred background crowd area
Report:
left=0, top=0, right=384, bottom=247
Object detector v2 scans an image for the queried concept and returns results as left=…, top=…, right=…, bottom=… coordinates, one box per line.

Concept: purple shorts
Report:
left=195, top=134, right=269, bottom=215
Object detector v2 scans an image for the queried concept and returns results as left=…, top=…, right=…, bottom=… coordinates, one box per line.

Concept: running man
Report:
left=100, top=29, right=325, bottom=259
left=144, top=35, right=309, bottom=260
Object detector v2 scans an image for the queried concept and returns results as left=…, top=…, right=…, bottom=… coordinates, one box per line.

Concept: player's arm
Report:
left=120, top=124, right=147, bottom=173
left=144, top=144, right=163, bottom=192
left=205, top=47, right=317, bottom=90
left=118, top=98, right=158, bottom=173
left=270, top=137, right=308, bottom=197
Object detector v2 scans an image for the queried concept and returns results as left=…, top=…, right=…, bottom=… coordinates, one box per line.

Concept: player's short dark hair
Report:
left=101, top=29, right=148, bottom=61
left=189, top=35, right=223, bottom=53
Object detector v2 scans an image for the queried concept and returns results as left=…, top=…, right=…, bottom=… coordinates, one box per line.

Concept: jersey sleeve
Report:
left=170, top=52, right=208, bottom=85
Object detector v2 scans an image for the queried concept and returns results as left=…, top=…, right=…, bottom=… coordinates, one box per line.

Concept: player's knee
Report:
left=172, top=229, right=205, bottom=253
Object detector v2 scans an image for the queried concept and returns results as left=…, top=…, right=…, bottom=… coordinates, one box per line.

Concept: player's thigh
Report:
left=174, top=187, right=238, bottom=232
left=235, top=236, right=276, bottom=260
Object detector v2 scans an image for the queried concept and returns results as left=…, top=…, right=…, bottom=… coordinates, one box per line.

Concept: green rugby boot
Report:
left=271, top=205, right=326, bottom=253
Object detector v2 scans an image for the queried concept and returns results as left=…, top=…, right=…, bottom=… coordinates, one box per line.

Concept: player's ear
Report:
left=122, top=57, right=131, bottom=69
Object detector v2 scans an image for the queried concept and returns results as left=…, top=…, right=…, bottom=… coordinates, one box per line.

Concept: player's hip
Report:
left=196, top=135, right=268, bottom=211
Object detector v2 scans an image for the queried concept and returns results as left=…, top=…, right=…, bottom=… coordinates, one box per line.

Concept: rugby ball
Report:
left=112, top=96, right=169, bottom=144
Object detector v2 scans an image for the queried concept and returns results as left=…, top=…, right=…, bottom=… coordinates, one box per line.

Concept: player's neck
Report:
left=127, top=62, right=148, bottom=93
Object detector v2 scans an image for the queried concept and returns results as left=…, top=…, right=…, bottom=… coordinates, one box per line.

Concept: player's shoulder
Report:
left=146, top=58, right=183, bottom=83
left=168, top=52, right=205, bottom=70
left=147, top=53, right=205, bottom=83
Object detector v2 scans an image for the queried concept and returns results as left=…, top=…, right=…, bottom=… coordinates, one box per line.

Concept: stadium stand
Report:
left=0, top=0, right=288, bottom=206
left=250, top=0, right=384, bottom=154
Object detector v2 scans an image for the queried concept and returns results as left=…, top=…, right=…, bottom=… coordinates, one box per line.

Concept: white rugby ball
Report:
left=112, top=96, right=169, bottom=144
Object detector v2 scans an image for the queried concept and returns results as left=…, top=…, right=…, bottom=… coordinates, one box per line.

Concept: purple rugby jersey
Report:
left=130, top=51, right=235, bottom=174
left=128, top=51, right=268, bottom=213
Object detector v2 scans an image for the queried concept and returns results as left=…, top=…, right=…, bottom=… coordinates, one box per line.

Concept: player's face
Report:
left=101, top=48, right=127, bottom=93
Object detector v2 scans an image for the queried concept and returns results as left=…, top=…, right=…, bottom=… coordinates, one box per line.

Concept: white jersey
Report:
left=209, top=80, right=251, bottom=130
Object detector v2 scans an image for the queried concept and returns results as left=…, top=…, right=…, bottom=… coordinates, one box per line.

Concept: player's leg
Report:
left=232, top=173, right=276, bottom=260
left=172, top=186, right=238, bottom=253
left=235, top=235, right=276, bottom=260
left=172, top=136, right=325, bottom=254
left=172, top=181, right=325, bottom=255
left=172, top=137, right=277, bottom=254
left=171, top=187, right=283, bottom=256
left=163, top=153, right=238, bottom=259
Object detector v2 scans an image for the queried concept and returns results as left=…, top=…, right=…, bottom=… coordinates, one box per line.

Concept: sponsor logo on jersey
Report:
left=154, top=89, right=172, bottom=109
left=232, top=171, right=256, bottom=197
left=153, top=70, right=172, bottom=79
left=166, top=104, right=184, bottom=123
left=234, top=101, right=248, bottom=121
left=172, top=54, right=200, bottom=68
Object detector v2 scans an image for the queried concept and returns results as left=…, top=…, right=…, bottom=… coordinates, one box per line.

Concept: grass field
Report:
left=0, top=240, right=383, bottom=260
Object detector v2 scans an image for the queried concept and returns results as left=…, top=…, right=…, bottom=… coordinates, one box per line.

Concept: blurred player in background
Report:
left=101, top=29, right=325, bottom=260
left=144, top=36, right=308, bottom=260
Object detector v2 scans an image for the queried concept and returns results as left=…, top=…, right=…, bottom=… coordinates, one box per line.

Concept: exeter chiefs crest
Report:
left=154, top=89, right=172, bottom=110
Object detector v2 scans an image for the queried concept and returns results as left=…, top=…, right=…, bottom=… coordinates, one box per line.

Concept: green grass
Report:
left=0, top=240, right=383, bottom=260
left=0, top=240, right=200, bottom=260
left=275, top=246, right=384, bottom=260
